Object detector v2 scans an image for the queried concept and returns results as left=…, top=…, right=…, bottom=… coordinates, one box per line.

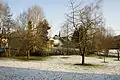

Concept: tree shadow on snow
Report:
left=73, top=63, right=103, bottom=67
left=113, top=59, right=120, bottom=61
left=60, top=56, right=70, bottom=59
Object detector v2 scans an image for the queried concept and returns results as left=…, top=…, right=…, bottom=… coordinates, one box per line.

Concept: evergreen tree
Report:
left=26, top=21, right=33, bottom=59
left=35, top=19, right=50, bottom=51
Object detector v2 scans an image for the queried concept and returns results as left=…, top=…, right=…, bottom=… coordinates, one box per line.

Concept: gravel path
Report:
left=0, top=55, right=120, bottom=80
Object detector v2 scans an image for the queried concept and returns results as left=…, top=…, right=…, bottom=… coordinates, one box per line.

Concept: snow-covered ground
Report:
left=0, top=55, right=120, bottom=80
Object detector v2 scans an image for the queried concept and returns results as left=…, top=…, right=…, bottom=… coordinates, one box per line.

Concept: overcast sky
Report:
left=3, top=0, right=120, bottom=36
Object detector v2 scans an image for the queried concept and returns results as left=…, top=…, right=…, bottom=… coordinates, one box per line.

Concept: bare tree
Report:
left=16, top=5, right=44, bottom=30
left=67, top=0, right=104, bottom=65
left=60, top=22, right=70, bottom=55
left=16, top=11, right=27, bottom=30
left=27, top=5, right=44, bottom=28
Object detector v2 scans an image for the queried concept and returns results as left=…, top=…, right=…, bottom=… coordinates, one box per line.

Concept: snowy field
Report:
left=0, top=55, right=120, bottom=80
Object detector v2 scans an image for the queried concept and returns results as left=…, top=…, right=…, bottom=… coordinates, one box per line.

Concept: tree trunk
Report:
left=103, top=50, right=106, bottom=63
left=8, top=46, right=11, bottom=57
left=117, top=50, right=119, bottom=61
left=81, top=47, right=85, bottom=65
left=82, top=53, right=85, bottom=65
left=27, top=50, right=30, bottom=59
left=104, top=52, right=105, bottom=63
left=66, top=24, right=69, bottom=55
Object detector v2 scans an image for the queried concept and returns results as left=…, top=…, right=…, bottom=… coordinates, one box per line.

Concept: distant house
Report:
left=106, top=35, right=120, bottom=54
left=52, top=35, right=63, bottom=47
left=51, top=34, right=72, bottom=48
left=108, top=35, right=120, bottom=49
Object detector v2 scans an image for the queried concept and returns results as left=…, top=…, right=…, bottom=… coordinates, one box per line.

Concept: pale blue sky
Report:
left=3, top=0, right=120, bottom=36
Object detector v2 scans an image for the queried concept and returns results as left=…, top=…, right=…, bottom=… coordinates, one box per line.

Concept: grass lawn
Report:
left=0, top=56, right=52, bottom=61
